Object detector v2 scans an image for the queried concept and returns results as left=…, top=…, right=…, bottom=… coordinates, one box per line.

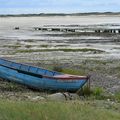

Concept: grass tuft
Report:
left=0, top=100, right=120, bottom=120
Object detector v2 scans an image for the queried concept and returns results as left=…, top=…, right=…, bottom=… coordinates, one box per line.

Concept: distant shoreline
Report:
left=0, top=12, right=120, bottom=17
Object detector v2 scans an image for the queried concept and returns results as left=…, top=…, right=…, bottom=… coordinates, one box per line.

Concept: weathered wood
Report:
left=33, top=27, right=120, bottom=34
left=51, top=28, right=61, bottom=31
left=118, top=30, right=120, bottom=33
left=67, top=29, right=75, bottom=32
left=14, top=27, right=19, bottom=30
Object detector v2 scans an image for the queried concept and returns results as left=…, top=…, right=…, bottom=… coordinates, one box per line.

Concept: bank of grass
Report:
left=51, top=64, right=87, bottom=75
left=63, top=68, right=86, bottom=76
left=15, top=48, right=104, bottom=53
left=24, top=39, right=35, bottom=42
left=115, top=92, right=120, bottom=103
left=0, top=100, right=120, bottom=120
left=40, top=44, right=49, bottom=48
left=3, top=45, right=21, bottom=49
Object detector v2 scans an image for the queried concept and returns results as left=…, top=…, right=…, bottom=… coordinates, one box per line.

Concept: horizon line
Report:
left=0, top=12, right=120, bottom=16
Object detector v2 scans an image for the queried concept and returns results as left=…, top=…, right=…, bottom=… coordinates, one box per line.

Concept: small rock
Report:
left=47, top=93, right=80, bottom=101
left=47, top=93, right=66, bottom=101
left=70, top=93, right=80, bottom=100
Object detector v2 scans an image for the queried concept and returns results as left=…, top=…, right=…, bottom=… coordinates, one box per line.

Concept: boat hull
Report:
left=0, top=58, right=88, bottom=92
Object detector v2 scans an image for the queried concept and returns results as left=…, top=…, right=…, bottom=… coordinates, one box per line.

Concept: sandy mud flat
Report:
left=0, top=15, right=120, bottom=98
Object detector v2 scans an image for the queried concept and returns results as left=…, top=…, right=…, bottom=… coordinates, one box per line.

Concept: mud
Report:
left=0, top=15, right=120, bottom=98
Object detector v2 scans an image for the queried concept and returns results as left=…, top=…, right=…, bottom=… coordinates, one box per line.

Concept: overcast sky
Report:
left=0, top=0, right=120, bottom=14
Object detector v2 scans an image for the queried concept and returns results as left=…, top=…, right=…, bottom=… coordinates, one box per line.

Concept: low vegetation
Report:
left=115, top=92, right=120, bottom=102
left=0, top=100, right=120, bottom=120
left=3, top=45, right=21, bottom=49
left=25, top=45, right=32, bottom=48
left=24, top=39, right=35, bottom=42
left=1, top=12, right=120, bottom=17
left=0, top=59, right=119, bottom=120
left=52, top=64, right=87, bottom=75
left=63, top=68, right=86, bottom=76
left=40, top=44, right=49, bottom=48
left=15, top=48, right=104, bottom=53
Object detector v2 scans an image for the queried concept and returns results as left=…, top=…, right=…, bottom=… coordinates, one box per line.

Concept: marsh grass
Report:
left=63, top=68, right=86, bottom=76
left=40, top=44, right=49, bottom=48
left=3, top=45, right=21, bottom=49
left=89, top=87, right=119, bottom=101
left=51, top=64, right=86, bottom=75
left=115, top=92, right=120, bottom=102
left=25, top=45, right=32, bottom=48
left=15, top=48, right=104, bottom=53
left=0, top=100, right=120, bottom=120
left=53, top=66, right=63, bottom=72
left=25, top=39, right=35, bottom=42
left=92, top=87, right=104, bottom=96
left=91, top=87, right=105, bottom=100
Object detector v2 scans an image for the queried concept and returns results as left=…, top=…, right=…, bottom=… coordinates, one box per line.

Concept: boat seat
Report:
left=53, top=74, right=87, bottom=79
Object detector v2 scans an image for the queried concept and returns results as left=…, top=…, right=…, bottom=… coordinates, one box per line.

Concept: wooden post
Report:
left=113, top=30, right=116, bottom=33
left=87, top=75, right=90, bottom=91
left=38, top=28, right=42, bottom=30
left=118, top=30, right=120, bottom=33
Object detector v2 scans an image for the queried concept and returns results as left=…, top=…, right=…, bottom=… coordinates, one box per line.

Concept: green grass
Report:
left=25, top=45, right=33, bottom=48
left=3, top=45, right=21, bottom=49
left=15, top=48, right=104, bottom=53
left=40, top=45, right=49, bottom=48
left=115, top=92, right=120, bottom=102
left=63, top=68, right=86, bottom=76
left=25, top=40, right=35, bottom=42
left=51, top=65, right=87, bottom=75
left=55, top=45, right=69, bottom=47
left=0, top=100, right=120, bottom=120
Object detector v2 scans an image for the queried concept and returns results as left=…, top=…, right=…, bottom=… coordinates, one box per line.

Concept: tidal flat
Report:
left=0, top=15, right=120, bottom=98
left=0, top=15, right=120, bottom=119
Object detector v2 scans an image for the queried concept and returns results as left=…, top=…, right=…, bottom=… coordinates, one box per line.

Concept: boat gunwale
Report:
left=0, top=58, right=88, bottom=80
left=0, top=57, right=61, bottom=74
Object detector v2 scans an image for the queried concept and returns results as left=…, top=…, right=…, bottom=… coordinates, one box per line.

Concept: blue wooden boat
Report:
left=0, top=58, right=89, bottom=92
